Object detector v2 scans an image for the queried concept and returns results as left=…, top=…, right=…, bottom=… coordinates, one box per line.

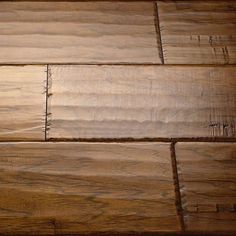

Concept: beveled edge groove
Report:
left=1, top=137, right=236, bottom=143
left=45, top=65, right=53, bottom=141
left=44, top=65, right=49, bottom=141
left=46, top=137, right=236, bottom=143
left=1, top=64, right=236, bottom=67
left=170, top=141, right=185, bottom=231
left=153, top=1, right=164, bottom=64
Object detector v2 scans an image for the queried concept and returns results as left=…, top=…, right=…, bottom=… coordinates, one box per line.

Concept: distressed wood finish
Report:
left=0, top=66, right=46, bottom=141
left=158, top=1, right=236, bottom=64
left=176, top=142, right=236, bottom=232
left=48, top=65, right=236, bottom=139
left=0, top=1, right=160, bottom=64
left=0, top=142, right=180, bottom=234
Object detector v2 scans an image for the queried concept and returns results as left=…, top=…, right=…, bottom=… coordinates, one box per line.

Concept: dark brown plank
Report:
left=0, top=142, right=180, bottom=234
left=176, top=142, right=236, bottom=232
left=0, top=1, right=160, bottom=64
left=0, top=66, right=46, bottom=141
left=157, top=1, right=236, bottom=64
left=48, top=65, right=236, bottom=140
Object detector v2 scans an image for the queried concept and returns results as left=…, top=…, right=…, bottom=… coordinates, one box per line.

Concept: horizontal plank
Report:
left=0, top=66, right=46, bottom=141
left=0, top=1, right=160, bottom=64
left=175, top=142, right=236, bottom=231
left=48, top=65, right=236, bottom=139
left=158, top=0, right=236, bottom=64
left=0, top=142, right=180, bottom=234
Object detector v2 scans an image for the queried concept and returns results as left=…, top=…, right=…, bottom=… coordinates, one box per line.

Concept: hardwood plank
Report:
left=0, top=66, right=46, bottom=141
left=157, top=1, right=236, bottom=64
left=175, top=142, right=236, bottom=232
left=0, top=142, right=180, bottom=234
left=0, top=1, right=160, bottom=64
left=48, top=65, right=236, bottom=139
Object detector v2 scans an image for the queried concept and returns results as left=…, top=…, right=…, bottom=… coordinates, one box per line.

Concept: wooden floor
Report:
left=0, top=0, right=235, bottom=235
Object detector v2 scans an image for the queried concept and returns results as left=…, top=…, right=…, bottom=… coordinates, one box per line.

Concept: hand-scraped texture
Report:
left=0, top=66, right=46, bottom=141
left=158, top=1, right=236, bottom=64
left=176, top=143, right=236, bottom=231
left=48, top=65, right=236, bottom=139
left=0, top=1, right=160, bottom=64
left=0, top=142, right=180, bottom=234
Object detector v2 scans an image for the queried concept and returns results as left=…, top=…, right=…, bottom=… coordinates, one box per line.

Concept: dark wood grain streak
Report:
left=0, top=1, right=160, bottom=64
left=176, top=142, right=236, bottom=232
left=48, top=65, right=236, bottom=140
left=0, top=142, right=180, bottom=234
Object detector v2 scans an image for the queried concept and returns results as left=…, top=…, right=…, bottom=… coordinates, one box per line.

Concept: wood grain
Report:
left=157, top=1, right=236, bottom=64
left=0, top=66, right=46, bottom=141
left=48, top=65, right=236, bottom=139
left=0, top=142, right=180, bottom=234
left=175, top=142, right=236, bottom=232
left=0, top=1, right=160, bottom=64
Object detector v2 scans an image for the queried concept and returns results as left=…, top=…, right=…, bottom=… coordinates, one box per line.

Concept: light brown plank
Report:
left=0, top=66, right=46, bottom=141
left=157, top=1, right=236, bottom=64
left=0, top=142, right=180, bottom=234
left=176, top=142, right=236, bottom=232
left=0, top=1, right=160, bottom=64
left=48, top=65, right=236, bottom=139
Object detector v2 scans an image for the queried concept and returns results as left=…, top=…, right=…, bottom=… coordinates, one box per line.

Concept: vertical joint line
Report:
left=44, top=65, right=49, bottom=141
left=154, top=1, right=164, bottom=64
left=170, top=141, right=185, bottom=231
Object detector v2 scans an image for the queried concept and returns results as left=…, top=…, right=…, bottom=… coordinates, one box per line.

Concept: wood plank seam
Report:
left=175, top=142, right=187, bottom=230
left=170, top=142, right=185, bottom=231
left=44, top=65, right=49, bottom=141
left=18, top=138, right=236, bottom=143
left=2, top=63, right=236, bottom=67
left=44, top=66, right=51, bottom=141
left=45, top=65, right=52, bottom=140
left=171, top=138, right=236, bottom=143
left=154, top=1, right=164, bottom=64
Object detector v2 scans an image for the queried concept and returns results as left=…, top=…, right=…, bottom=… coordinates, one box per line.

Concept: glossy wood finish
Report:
left=0, top=66, right=46, bottom=141
left=0, top=142, right=180, bottom=234
left=48, top=65, right=236, bottom=140
left=175, top=142, right=236, bottom=232
left=0, top=1, right=160, bottom=64
left=158, top=1, right=236, bottom=64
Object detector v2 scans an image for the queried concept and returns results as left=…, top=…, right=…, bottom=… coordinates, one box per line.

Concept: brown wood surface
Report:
left=0, top=66, right=46, bottom=141
left=157, top=1, right=236, bottom=64
left=0, top=1, right=160, bottom=64
left=48, top=65, right=236, bottom=140
left=175, top=142, right=236, bottom=232
left=0, top=142, right=180, bottom=234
